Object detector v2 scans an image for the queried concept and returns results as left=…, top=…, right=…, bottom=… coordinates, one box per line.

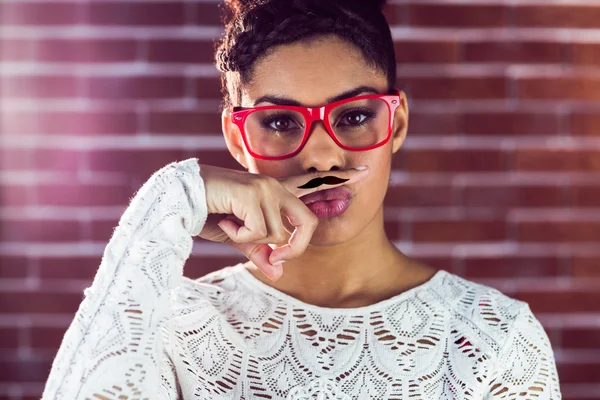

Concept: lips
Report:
left=299, top=186, right=353, bottom=205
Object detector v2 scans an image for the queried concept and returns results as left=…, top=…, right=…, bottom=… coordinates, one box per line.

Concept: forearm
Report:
left=42, top=158, right=207, bottom=399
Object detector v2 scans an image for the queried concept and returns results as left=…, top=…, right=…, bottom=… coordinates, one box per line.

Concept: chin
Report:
left=307, top=213, right=362, bottom=247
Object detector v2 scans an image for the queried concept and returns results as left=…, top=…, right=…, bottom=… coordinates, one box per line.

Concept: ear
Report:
left=222, top=108, right=249, bottom=170
left=391, top=91, right=409, bottom=154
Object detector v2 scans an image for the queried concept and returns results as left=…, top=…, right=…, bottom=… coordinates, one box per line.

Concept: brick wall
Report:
left=1, top=0, right=599, bottom=398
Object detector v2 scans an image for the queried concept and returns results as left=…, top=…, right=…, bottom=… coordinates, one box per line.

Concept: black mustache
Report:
left=298, top=176, right=349, bottom=189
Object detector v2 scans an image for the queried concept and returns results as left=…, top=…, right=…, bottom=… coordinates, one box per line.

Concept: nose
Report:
left=298, top=121, right=344, bottom=172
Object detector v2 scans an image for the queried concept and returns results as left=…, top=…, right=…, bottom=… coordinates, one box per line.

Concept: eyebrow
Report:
left=252, top=85, right=381, bottom=107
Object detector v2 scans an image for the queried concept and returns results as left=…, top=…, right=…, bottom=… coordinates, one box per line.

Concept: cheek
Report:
left=357, top=149, right=392, bottom=202
left=251, top=160, right=295, bottom=178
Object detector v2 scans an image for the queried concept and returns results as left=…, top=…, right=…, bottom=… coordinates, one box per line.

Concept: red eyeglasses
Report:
left=231, top=89, right=402, bottom=160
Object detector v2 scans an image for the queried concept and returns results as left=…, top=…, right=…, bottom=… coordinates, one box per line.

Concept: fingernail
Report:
left=355, top=165, right=367, bottom=171
left=268, top=265, right=283, bottom=281
left=272, top=260, right=286, bottom=266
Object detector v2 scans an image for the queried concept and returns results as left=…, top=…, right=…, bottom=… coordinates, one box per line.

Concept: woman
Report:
left=42, top=0, right=561, bottom=398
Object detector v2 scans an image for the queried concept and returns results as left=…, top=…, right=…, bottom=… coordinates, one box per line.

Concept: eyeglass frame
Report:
left=230, top=89, right=403, bottom=161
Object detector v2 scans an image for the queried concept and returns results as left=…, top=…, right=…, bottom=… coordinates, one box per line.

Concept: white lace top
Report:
left=41, top=158, right=562, bottom=399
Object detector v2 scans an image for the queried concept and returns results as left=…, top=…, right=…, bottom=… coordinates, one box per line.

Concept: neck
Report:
left=248, top=206, right=413, bottom=308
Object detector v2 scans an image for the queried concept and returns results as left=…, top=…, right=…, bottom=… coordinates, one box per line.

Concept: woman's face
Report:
left=222, top=35, right=409, bottom=246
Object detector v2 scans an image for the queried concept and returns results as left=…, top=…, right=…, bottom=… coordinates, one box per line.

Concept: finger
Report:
left=224, top=201, right=268, bottom=243
left=261, top=197, right=291, bottom=245
left=276, top=165, right=371, bottom=199
left=230, top=241, right=283, bottom=281
left=268, top=196, right=318, bottom=264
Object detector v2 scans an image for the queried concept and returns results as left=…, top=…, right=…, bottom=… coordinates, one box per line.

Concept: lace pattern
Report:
left=42, top=157, right=561, bottom=399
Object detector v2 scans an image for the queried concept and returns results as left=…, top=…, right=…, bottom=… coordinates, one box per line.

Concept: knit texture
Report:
left=41, top=158, right=562, bottom=399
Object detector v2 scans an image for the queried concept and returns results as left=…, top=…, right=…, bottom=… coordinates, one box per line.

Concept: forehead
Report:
left=241, top=35, right=388, bottom=107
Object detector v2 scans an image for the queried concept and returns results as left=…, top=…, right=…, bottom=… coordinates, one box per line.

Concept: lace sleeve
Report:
left=41, top=157, right=207, bottom=400
left=484, top=304, right=562, bottom=399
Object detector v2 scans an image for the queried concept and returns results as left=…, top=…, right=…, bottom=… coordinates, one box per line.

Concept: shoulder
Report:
left=170, top=263, right=251, bottom=315
left=429, top=270, right=536, bottom=354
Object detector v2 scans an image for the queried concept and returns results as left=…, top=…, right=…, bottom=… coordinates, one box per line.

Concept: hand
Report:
left=197, top=163, right=369, bottom=281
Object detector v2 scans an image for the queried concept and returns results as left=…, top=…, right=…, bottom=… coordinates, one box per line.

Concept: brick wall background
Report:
left=1, top=0, right=599, bottom=398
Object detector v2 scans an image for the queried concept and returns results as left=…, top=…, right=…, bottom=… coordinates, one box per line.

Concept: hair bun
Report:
left=341, top=0, right=387, bottom=12
left=371, top=0, right=388, bottom=11
left=223, top=0, right=261, bottom=17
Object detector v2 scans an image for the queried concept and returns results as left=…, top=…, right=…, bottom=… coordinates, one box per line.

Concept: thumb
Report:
left=230, top=241, right=283, bottom=281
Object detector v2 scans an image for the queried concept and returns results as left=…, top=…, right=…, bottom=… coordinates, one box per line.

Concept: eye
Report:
left=262, top=114, right=301, bottom=132
left=337, top=109, right=375, bottom=126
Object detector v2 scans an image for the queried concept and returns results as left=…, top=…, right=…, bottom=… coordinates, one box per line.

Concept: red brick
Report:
left=464, top=185, right=568, bottom=208
left=85, top=149, right=187, bottom=179
left=1, top=75, right=79, bottom=99
left=17, top=110, right=138, bottom=135
left=572, top=42, right=600, bottom=65
left=407, top=77, right=507, bottom=100
left=89, top=219, right=119, bottom=242
left=384, top=184, right=454, bottom=207
left=403, top=149, right=508, bottom=172
left=571, top=256, right=600, bottom=278
left=561, top=327, right=600, bottom=349
left=0, top=256, right=29, bottom=278
left=0, top=292, right=81, bottom=314
left=147, top=39, right=215, bottom=64
left=463, top=111, right=562, bottom=135
left=408, top=111, right=461, bottom=135
left=87, top=2, right=185, bottom=26
left=87, top=76, right=185, bottom=100
left=380, top=4, right=409, bottom=25
left=409, top=4, right=506, bottom=27
left=516, top=290, right=600, bottom=313
left=0, top=360, right=54, bottom=383
left=38, top=256, right=101, bottom=280
left=30, top=326, right=67, bottom=349
left=36, top=182, right=132, bottom=207
left=0, top=38, right=33, bottom=61
left=1, top=110, right=33, bottom=136
left=384, top=221, right=402, bottom=241
left=411, top=220, right=507, bottom=242
left=193, top=3, right=222, bottom=25
left=0, top=148, right=30, bottom=170
left=571, top=185, right=600, bottom=207
left=464, top=41, right=566, bottom=64
left=0, top=184, right=30, bottom=206
left=571, top=112, right=600, bottom=136
left=185, top=255, right=246, bottom=279
left=0, top=2, right=83, bottom=25
left=0, top=219, right=81, bottom=242
left=411, top=257, right=456, bottom=273
left=462, top=256, right=561, bottom=278
left=516, top=5, right=600, bottom=29
left=514, top=149, right=600, bottom=172
left=0, top=328, right=19, bottom=349
left=557, top=362, right=600, bottom=385
left=148, top=111, right=222, bottom=135
left=0, top=110, right=138, bottom=135
left=31, top=149, right=82, bottom=172
left=517, top=221, right=600, bottom=242
left=194, top=78, right=225, bottom=99
left=394, top=40, right=460, bottom=64
left=517, top=77, right=600, bottom=101
left=188, top=150, right=242, bottom=170
left=33, top=38, right=138, bottom=63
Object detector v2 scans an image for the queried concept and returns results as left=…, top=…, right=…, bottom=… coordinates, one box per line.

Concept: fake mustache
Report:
left=297, top=176, right=349, bottom=189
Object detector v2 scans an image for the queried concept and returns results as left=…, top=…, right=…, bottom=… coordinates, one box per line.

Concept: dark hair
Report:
left=214, top=0, right=396, bottom=111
